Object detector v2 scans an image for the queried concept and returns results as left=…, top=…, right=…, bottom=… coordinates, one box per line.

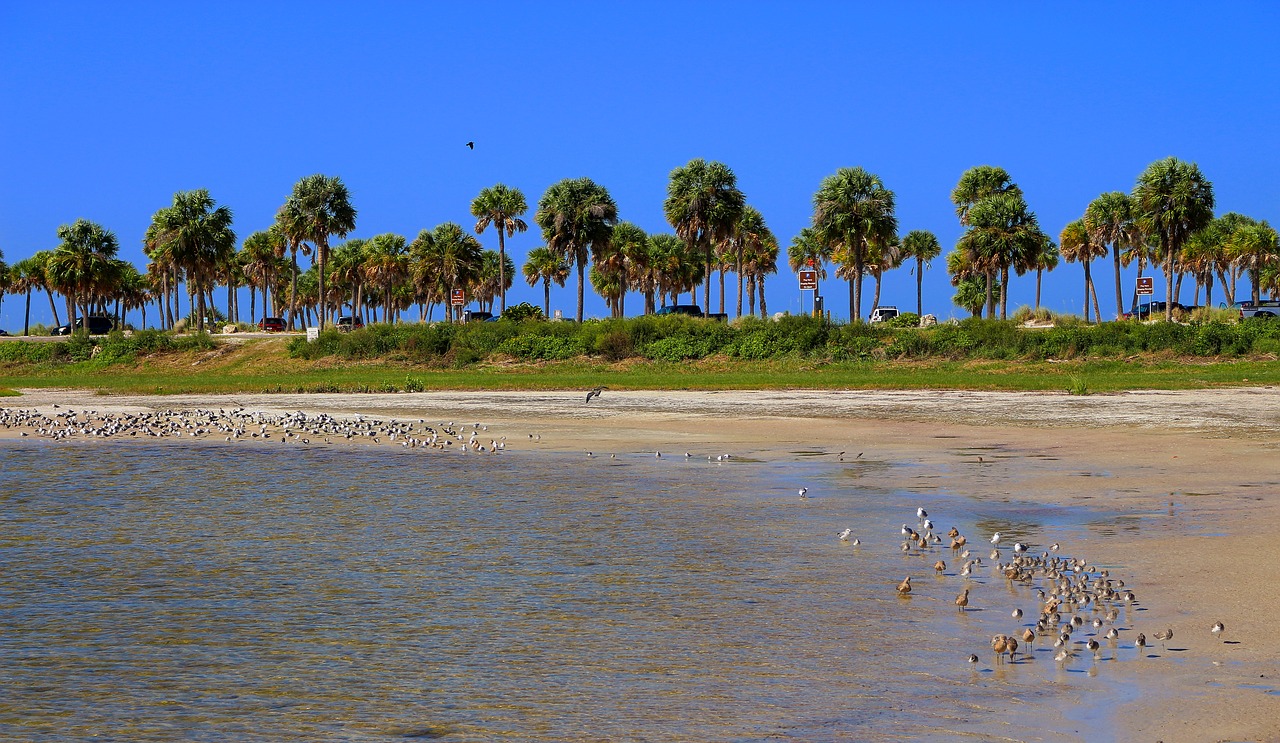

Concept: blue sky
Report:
left=3, top=2, right=1279, bottom=329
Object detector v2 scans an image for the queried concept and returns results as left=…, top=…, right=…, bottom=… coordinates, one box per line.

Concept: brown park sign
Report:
left=799, top=270, right=818, bottom=291
left=1136, top=276, right=1154, bottom=296
left=451, top=289, right=466, bottom=306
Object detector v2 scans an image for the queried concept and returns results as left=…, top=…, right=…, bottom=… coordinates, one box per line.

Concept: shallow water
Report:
left=0, top=441, right=1145, bottom=741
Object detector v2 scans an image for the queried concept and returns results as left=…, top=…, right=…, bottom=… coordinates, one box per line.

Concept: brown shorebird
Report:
left=955, top=589, right=969, bottom=612
left=935, top=560, right=947, bottom=573
left=1154, top=627, right=1173, bottom=649
left=1212, top=621, right=1225, bottom=641
left=1005, top=636, right=1019, bottom=660
left=1022, top=627, right=1036, bottom=651
left=991, top=635, right=1008, bottom=663
left=897, top=577, right=912, bottom=595
left=1135, top=633, right=1147, bottom=652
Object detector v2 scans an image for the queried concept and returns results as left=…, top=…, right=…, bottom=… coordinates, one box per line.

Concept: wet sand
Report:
left=4, top=386, right=1280, bottom=741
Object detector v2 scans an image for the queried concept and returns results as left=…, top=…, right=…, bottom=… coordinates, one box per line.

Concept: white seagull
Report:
left=990, top=531, right=1002, bottom=545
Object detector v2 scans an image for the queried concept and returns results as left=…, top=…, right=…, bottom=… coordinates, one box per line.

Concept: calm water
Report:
left=0, top=441, right=1140, bottom=741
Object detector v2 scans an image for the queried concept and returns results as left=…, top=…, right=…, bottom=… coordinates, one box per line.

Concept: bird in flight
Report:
left=465, top=141, right=474, bottom=149
left=585, top=386, right=606, bottom=403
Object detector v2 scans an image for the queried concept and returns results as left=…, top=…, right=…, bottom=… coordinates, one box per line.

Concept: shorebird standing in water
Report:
left=897, top=577, right=912, bottom=595
left=955, top=588, right=969, bottom=612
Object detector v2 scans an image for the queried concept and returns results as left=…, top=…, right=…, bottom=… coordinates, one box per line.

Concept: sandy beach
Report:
left=4, top=385, right=1280, bottom=741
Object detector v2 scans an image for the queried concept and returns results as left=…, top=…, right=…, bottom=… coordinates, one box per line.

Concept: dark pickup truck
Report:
left=655, top=305, right=728, bottom=321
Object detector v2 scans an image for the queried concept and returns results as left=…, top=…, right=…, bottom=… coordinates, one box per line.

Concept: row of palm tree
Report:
left=5, top=158, right=1280, bottom=334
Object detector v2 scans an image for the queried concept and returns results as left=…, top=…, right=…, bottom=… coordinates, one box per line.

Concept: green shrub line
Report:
left=285, top=315, right=1280, bottom=365
left=2, top=317, right=1279, bottom=378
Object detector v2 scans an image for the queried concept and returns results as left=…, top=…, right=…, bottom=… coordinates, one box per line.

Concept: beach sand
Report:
left=4, top=386, right=1280, bottom=741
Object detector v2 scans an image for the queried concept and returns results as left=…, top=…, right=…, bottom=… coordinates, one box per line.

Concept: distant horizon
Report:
left=3, top=3, right=1278, bottom=330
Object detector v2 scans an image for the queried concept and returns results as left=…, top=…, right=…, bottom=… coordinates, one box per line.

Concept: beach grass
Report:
left=0, top=388, right=18, bottom=397
left=1, top=337, right=1276, bottom=395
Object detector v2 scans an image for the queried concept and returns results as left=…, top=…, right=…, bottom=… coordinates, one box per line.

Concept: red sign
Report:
left=451, top=289, right=466, bottom=306
left=798, top=270, right=818, bottom=291
left=1136, top=276, right=1154, bottom=296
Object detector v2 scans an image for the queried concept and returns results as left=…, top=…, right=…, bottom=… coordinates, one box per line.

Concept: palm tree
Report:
left=522, top=246, right=570, bottom=317
left=1132, top=157, right=1215, bottom=321
left=663, top=159, right=745, bottom=318
left=474, top=250, right=515, bottom=312
left=952, top=166, right=1021, bottom=225
left=411, top=223, right=483, bottom=323
left=147, top=189, right=235, bottom=332
left=470, top=184, right=528, bottom=313
left=535, top=178, right=618, bottom=323
left=1229, top=221, right=1280, bottom=305
left=1060, top=219, right=1107, bottom=322
left=812, top=167, right=897, bottom=322
left=866, top=234, right=902, bottom=314
left=279, top=174, right=357, bottom=330
left=901, top=230, right=941, bottom=317
left=787, top=227, right=832, bottom=309
left=946, top=249, right=996, bottom=318
left=1021, top=234, right=1060, bottom=309
left=47, top=219, right=120, bottom=330
left=327, top=238, right=369, bottom=322
left=741, top=227, right=779, bottom=317
left=1083, top=191, right=1136, bottom=320
left=596, top=221, right=646, bottom=318
left=361, top=233, right=409, bottom=323
left=956, top=191, right=1043, bottom=319
left=241, top=227, right=287, bottom=323
left=732, top=207, right=773, bottom=318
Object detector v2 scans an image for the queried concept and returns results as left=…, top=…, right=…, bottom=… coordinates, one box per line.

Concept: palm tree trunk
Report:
left=24, top=288, right=32, bottom=336
left=317, top=244, right=327, bottom=331
left=289, top=249, right=299, bottom=330
left=852, top=251, right=865, bottom=322
left=1164, top=244, right=1175, bottom=322
left=1090, top=274, right=1102, bottom=324
left=45, top=288, right=60, bottom=326
left=498, top=230, right=507, bottom=313
left=1112, top=245, right=1123, bottom=320
left=1035, top=269, right=1043, bottom=308
left=735, top=250, right=743, bottom=318
left=759, top=277, right=767, bottom=317
left=747, top=275, right=756, bottom=316
left=543, top=278, right=551, bottom=317
left=1082, top=262, right=1091, bottom=322
left=984, top=270, right=994, bottom=319
left=916, top=258, right=924, bottom=316
left=703, top=241, right=712, bottom=318
left=577, top=260, right=586, bottom=323
left=1000, top=266, right=1010, bottom=319
left=872, top=274, right=883, bottom=314
left=1216, top=269, right=1233, bottom=305
left=718, top=265, right=726, bottom=314
left=1205, top=272, right=1214, bottom=308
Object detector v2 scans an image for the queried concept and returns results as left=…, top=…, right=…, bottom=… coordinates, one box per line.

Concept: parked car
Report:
left=337, top=315, right=364, bottom=331
left=51, top=316, right=114, bottom=336
left=0, top=329, right=9, bottom=336
left=655, top=305, right=728, bottom=321
left=258, top=317, right=287, bottom=332
left=1229, top=300, right=1280, bottom=319
left=463, top=310, right=495, bottom=322
left=868, top=306, right=899, bottom=323
left=1121, top=301, right=1188, bottom=320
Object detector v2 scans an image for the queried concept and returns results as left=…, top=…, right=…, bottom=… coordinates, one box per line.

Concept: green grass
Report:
left=0, top=388, right=19, bottom=397
left=2, top=349, right=1277, bottom=396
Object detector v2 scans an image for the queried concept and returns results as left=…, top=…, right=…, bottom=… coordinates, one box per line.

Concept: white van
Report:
left=869, top=306, right=899, bottom=323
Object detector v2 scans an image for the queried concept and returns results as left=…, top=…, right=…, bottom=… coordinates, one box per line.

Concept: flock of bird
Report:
left=0, top=406, right=510, bottom=453
left=833, top=504, right=1228, bottom=669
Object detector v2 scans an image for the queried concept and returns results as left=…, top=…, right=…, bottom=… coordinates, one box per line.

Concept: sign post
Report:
left=798, top=269, right=817, bottom=315
left=1135, top=276, right=1154, bottom=320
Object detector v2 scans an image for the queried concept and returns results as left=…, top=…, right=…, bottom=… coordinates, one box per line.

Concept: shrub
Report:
left=496, top=334, right=583, bottom=360
left=501, top=303, right=544, bottom=322
left=884, top=312, right=921, bottom=329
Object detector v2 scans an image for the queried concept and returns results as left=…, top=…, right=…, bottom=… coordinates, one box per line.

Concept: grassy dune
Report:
left=1, top=336, right=1277, bottom=396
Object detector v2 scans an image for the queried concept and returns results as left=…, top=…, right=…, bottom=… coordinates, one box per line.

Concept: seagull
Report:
left=585, top=386, right=606, bottom=403
left=798, top=488, right=808, bottom=499
left=917, top=507, right=928, bottom=520
left=1013, top=542, right=1027, bottom=555
left=838, top=528, right=852, bottom=541
left=990, top=532, right=1002, bottom=545
left=465, top=141, right=474, bottom=149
